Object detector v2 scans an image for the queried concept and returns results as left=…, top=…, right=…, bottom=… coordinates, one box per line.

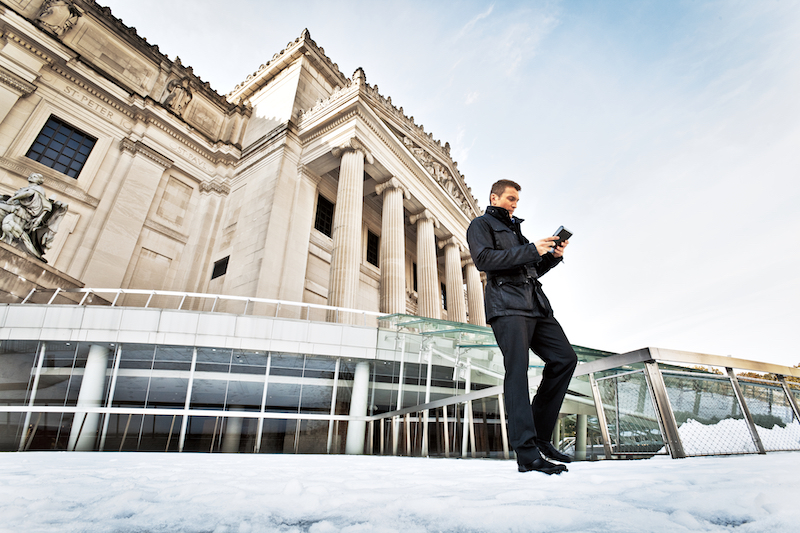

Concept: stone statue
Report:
left=36, top=0, right=81, bottom=37
left=163, top=78, right=192, bottom=115
left=0, top=173, right=68, bottom=263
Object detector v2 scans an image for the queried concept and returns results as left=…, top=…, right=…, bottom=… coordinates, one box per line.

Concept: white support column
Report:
left=409, top=209, right=440, bottom=319
left=576, top=413, right=588, bottom=460
left=329, top=139, right=373, bottom=323
left=68, top=345, right=110, bottom=451
left=439, top=237, right=466, bottom=323
left=345, top=361, right=371, bottom=454
left=375, top=177, right=409, bottom=315
left=463, top=258, right=486, bottom=326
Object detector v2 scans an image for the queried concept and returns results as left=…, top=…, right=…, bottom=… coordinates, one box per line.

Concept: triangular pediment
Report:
left=296, top=67, right=481, bottom=220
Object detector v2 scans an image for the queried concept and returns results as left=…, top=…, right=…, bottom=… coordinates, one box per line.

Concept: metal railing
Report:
left=17, top=287, right=384, bottom=325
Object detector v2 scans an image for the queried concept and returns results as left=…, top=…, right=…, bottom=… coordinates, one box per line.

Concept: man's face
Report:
left=490, top=186, right=520, bottom=216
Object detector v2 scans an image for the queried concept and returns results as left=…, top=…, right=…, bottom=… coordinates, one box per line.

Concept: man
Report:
left=466, top=179, right=577, bottom=474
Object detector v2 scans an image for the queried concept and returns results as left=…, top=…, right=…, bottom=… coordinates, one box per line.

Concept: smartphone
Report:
left=552, top=226, right=573, bottom=249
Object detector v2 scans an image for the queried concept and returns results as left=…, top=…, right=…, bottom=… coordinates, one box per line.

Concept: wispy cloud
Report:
left=456, top=4, right=494, bottom=40
left=464, top=91, right=479, bottom=105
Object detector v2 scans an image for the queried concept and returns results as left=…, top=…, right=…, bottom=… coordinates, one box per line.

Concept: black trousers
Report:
left=490, top=314, right=578, bottom=465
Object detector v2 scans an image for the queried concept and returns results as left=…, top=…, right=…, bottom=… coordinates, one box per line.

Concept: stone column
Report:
left=328, top=139, right=373, bottom=323
left=463, top=258, right=487, bottom=326
left=375, top=177, right=409, bottom=315
left=345, top=361, right=371, bottom=454
left=68, top=345, right=110, bottom=451
left=409, top=209, right=439, bottom=319
left=439, top=237, right=467, bottom=323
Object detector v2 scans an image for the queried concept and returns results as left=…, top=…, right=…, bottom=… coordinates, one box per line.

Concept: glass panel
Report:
left=265, top=383, right=300, bottom=413
left=0, top=341, right=39, bottom=407
left=224, top=379, right=264, bottom=412
left=119, top=344, right=155, bottom=369
left=154, top=346, right=193, bottom=371
left=595, top=371, right=665, bottom=454
left=259, top=418, right=296, bottom=453
left=738, top=379, right=800, bottom=451
left=146, top=376, right=188, bottom=409
left=20, top=412, right=73, bottom=451
left=296, top=419, right=327, bottom=453
left=191, top=379, right=229, bottom=410
left=269, top=353, right=304, bottom=377
left=0, top=412, right=25, bottom=451
left=661, top=372, right=757, bottom=455
left=182, top=415, right=221, bottom=452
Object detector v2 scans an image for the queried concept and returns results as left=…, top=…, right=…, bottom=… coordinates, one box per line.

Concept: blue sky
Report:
left=101, top=1, right=800, bottom=367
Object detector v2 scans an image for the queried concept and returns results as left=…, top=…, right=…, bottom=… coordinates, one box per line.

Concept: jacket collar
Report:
left=486, top=205, right=524, bottom=227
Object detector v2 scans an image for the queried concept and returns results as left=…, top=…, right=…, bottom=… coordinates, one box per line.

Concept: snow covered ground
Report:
left=1, top=451, right=798, bottom=533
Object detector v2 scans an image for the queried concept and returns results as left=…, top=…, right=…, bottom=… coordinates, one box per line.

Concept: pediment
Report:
left=296, top=69, right=481, bottom=220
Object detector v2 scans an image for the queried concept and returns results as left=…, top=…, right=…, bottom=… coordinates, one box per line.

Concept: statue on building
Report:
left=36, top=0, right=81, bottom=37
left=163, top=78, right=193, bottom=115
left=0, top=173, right=68, bottom=263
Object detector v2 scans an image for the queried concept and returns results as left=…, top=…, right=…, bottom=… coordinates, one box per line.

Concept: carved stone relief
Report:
left=36, top=0, right=81, bottom=37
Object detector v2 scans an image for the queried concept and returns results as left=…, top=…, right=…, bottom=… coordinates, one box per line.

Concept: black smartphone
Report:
left=552, top=226, right=573, bottom=249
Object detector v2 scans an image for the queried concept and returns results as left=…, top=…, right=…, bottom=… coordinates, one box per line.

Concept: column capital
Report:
left=375, top=176, right=410, bottom=199
left=409, top=209, right=439, bottom=228
left=332, top=137, right=374, bottom=164
left=437, top=236, right=461, bottom=251
left=461, top=256, right=475, bottom=268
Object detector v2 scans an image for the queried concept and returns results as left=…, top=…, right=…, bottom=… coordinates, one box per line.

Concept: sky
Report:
left=2, top=450, right=800, bottom=532
left=98, top=1, right=800, bottom=367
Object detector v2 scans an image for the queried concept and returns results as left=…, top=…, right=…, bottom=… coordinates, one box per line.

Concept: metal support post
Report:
left=19, top=342, right=47, bottom=451
left=326, top=358, right=341, bottom=454
left=726, top=368, right=766, bottom=454
left=497, top=393, right=510, bottom=460
left=643, top=362, right=686, bottom=458
left=254, top=354, right=272, bottom=453
left=178, top=347, right=198, bottom=452
left=588, top=373, right=614, bottom=459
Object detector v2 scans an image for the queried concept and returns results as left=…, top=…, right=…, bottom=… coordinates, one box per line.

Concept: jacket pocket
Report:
left=496, top=279, right=534, bottom=312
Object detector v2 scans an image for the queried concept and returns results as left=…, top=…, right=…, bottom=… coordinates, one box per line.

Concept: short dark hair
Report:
left=490, top=180, right=521, bottom=200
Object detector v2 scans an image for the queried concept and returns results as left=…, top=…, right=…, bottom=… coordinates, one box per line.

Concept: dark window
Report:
left=211, top=256, right=229, bottom=280
left=314, top=194, right=334, bottom=237
left=366, top=230, right=379, bottom=267
left=441, top=282, right=447, bottom=310
left=26, top=116, right=97, bottom=178
left=413, top=263, right=418, bottom=292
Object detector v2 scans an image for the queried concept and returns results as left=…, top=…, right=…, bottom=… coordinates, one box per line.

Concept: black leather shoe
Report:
left=518, top=457, right=568, bottom=475
left=535, top=440, right=573, bottom=463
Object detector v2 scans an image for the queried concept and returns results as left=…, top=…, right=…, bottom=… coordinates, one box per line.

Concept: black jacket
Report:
left=466, top=206, right=562, bottom=323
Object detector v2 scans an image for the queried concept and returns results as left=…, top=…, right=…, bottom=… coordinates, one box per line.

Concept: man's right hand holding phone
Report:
left=534, top=236, right=560, bottom=256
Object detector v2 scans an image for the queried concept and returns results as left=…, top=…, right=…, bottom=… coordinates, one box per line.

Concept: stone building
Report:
left=0, top=0, right=486, bottom=326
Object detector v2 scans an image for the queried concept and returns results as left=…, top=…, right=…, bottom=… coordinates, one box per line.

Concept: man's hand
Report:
left=534, top=236, right=559, bottom=256
left=553, top=239, right=569, bottom=258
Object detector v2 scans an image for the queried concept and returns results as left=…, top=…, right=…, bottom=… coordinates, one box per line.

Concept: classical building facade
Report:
left=0, top=0, right=486, bottom=326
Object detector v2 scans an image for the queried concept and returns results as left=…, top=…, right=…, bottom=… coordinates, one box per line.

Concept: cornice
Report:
left=120, top=138, right=173, bottom=168
left=2, top=30, right=56, bottom=64
left=227, top=29, right=348, bottom=103
left=199, top=178, right=231, bottom=195
left=0, top=65, right=36, bottom=95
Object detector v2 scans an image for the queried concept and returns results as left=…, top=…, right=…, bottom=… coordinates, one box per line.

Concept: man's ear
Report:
left=489, top=193, right=498, bottom=205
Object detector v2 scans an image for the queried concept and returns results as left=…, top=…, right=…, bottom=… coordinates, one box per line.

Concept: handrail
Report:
left=17, top=287, right=384, bottom=324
